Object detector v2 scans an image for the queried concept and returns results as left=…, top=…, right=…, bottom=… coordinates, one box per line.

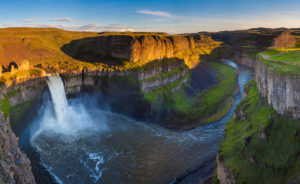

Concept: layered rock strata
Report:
left=255, top=57, right=300, bottom=119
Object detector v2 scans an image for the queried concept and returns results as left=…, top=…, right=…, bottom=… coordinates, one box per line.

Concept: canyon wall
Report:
left=62, top=59, right=188, bottom=94
left=0, top=59, right=188, bottom=106
left=255, top=57, right=300, bottom=119
left=216, top=154, right=236, bottom=184
left=64, top=35, right=198, bottom=66
left=235, top=52, right=256, bottom=69
left=0, top=111, right=35, bottom=184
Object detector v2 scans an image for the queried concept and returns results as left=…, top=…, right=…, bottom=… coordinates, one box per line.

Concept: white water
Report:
left=31, top=74, right=106, bottom=139
left=46, top=75, right=68, bottom=127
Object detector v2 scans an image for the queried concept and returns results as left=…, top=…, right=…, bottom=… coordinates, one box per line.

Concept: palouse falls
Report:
left=0, top=2, right=300, bottom=184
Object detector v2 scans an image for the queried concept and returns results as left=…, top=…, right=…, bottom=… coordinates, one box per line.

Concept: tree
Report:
left=272, top=30, right=296, bottom=50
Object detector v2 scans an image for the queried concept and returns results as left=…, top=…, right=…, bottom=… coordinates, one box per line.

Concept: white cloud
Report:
left=21, top=22, right=147, bottom=32
left=137, top=10, right=174, bottom=18
left=1, top=23, right=12, bottom=27
left=23, top=19, right=40, bottom=22
left=49, top=18, right=72, bottom=23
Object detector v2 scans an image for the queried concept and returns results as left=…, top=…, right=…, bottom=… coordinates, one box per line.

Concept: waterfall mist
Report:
left=31, top=74, right=107, bottom=140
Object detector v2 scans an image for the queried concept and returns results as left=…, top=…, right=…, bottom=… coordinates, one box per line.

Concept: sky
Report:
left=0, top=0, right=299, bottom=33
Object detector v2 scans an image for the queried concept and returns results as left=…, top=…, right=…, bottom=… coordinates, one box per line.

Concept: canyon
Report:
left=0, top=27, right=299, bottom=184
left=214, top=29, right=300, bottom=184
left=0, top=28, right=226, bottom=183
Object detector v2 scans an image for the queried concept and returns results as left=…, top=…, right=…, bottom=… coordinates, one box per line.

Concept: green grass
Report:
left=216, top=80, right=300, bottom=184
left=0, top=90, right=21, bottom=118
left=172, top=61, right=237, bottom=125
left=143, top=61, right=237, bottom=129
left=0, top=97, right=10, bottom=118
left=259, top=47, right=300, bottom=76
left=269, top=50, right=300, bottom=63
left=262, top=49, right=282, bottom=56
left=143, top=71, right=191, bottom=104
left=9, top=96, right=41, bottom=127
left=259, top=54, right=300, bottom=76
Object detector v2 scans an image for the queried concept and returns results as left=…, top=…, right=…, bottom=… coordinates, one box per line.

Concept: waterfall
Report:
left=46, top=74, right=68, bottom=126
left=32, top=74, right=104, bottom=136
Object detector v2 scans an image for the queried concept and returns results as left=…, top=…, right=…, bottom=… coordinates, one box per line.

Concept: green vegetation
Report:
left=9, top=96, right=41, bottom=127
left=258, top=33, right=300, bottom=76
left=259, top=51, right=300, bottom=76
left=143, top=61, right=237, bottom=129
left=0, top=90, right=21, bottom=118
left=143, top=72, right=191, bottom=104
left=216, top=80, right=300, bottom=184
left=269, top=50, right=300, bottom=63
left=0, top=97, right=10, bottom=118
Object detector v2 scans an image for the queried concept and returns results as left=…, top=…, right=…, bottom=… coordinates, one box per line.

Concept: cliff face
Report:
left=0, top=77, right=47, bottom=107
left=255, top=57, right=300, bottom=119
left=216, top=154, right=236, bottom=184
left=235, top=52, right=256, bottom=68
left=0, top=111, right=35, bottom=184
left=131, top=35, right=195, bottom=63
left=62, top=59, right=189, bottom=94
left=65, top=35, right=198, bottom=65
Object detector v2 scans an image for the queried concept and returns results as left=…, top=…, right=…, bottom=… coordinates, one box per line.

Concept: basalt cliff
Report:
left=0, top=111, right=35, bottom=184
left=62, top=34, right=199, bottom=67
left=255, top=56, right=300, bottom=120
left=215, top=51, right=300, bottom=184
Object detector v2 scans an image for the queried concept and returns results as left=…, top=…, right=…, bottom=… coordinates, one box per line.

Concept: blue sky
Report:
left=0, top=0, right=299, bottom=33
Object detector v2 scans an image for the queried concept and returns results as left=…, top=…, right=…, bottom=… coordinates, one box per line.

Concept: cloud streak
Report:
left=23, top=19, right=40, bottom=22
left=49, top=18, right=72, bottom=23
left=137, top=10, right=174, bottom=18
left=1, top=23, right=12, bottom=27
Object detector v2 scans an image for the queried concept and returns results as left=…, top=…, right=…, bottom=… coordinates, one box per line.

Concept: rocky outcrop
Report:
left=64, top=35, right=198, bottom=65
left=255, top=57, right=300, bottom=119
left=0, top=111, right=35, bottom=184
left=216, top=154, right=236, bottom=184
left=235, top=53, right=256, bottom=68
left=0, top=77, right=47, bottom=107
left=140, top=67, right=189, bottom=91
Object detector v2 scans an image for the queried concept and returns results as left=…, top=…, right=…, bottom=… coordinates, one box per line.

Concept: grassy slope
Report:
left=143, top=61, right=237, bottom=129
left=257, top=33, right=300, bottom=75
left=269, top=51, right=300, bottom=63
left=0, top=28, right=221, bottom=85
left=215, top=80, right=300, bottom=184
left=260, top=50, right=300, bottom=76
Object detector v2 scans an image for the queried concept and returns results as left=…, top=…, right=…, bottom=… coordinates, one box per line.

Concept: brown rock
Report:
left=67, top=35, right=198, bottom=66
left=216, top=154, right=236, bottom=184
left=0, top=111, right=36, bottom=183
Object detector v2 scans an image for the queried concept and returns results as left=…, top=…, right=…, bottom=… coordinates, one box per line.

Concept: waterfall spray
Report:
left=30, top=74, right=104, bottom=136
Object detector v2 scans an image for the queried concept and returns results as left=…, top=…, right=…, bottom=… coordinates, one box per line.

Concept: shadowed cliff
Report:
left=61, top=34, right=198, bottom=66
